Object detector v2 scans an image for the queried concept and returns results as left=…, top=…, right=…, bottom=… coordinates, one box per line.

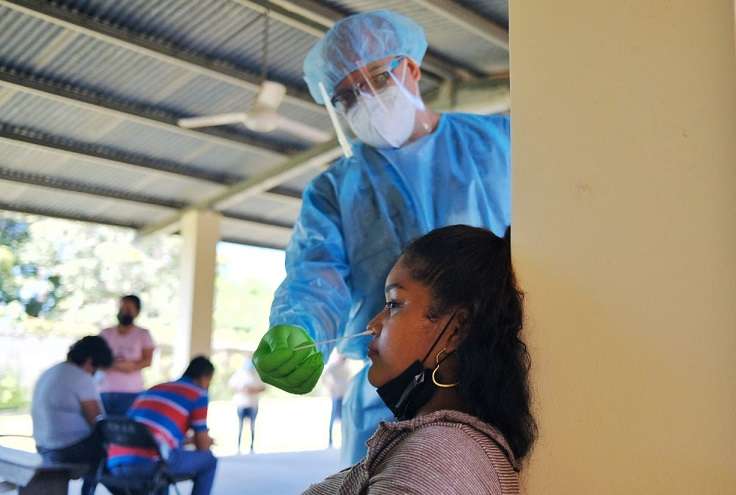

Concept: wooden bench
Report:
left=0, top=445, right=88, bottom=495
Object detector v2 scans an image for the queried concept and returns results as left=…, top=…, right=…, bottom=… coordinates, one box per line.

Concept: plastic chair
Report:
left=96, top=417, right=189, bottom=495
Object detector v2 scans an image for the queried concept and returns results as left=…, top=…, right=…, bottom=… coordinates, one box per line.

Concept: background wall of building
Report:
left=510, top=1, right=736, bottom=492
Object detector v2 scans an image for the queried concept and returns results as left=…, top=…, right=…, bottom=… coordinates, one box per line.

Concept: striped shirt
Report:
left=304, top=410, right=521, bottom=495
left=107, top=377, right=208, bottom=468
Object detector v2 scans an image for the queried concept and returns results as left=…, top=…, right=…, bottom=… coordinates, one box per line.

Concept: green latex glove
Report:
left=253, top=324, right=324, bottom=395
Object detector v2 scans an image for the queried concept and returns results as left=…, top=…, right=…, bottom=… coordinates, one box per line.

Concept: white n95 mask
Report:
left=346, top=85, right=417, bottom=149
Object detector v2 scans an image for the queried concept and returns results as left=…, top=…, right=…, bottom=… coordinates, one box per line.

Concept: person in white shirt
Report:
left=322, top=351, right=352, bottom=448
left=228, top=352, right=265, bottom=453
left=32, top=336, right=113, bottom=495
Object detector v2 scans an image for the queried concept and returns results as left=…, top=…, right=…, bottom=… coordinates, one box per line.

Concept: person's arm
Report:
left=80, top=400, right=102, bottom=427
left=269, top=175, right=353, bottom=347
left=133, top=347, right=154, bottom=370
left=193, top=430, right=215, bottom=451
left=244, top=368, right=266, bottom=395
left=190, top=394, right=212, bottom=451
left=111, top=331, right=155, bottom=373
left=245, top=384, right=266, bottom=394
left=78, top=374, right=103, bottom=426
left=111, top=347, right=153, bottom=373
left=255, top=175, right=353, bottom=394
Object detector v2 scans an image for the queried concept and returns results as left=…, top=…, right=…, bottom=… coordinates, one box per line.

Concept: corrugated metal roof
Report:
left=0, top=0, right=508, bottom=248
left=61, top=0, right=314, bottom=88
left=223, top=195, right=301, bottom=225
left=0, top=4, right=320, bottom=151
left=0, top=138, right=226, bottom=204
left=0, top=86, right=282, bottom=178
left=220, top=216, right=293, bottom=249
left=0, top=178, right=173, bottom=225
left=455, top=0, right=508, bottom=28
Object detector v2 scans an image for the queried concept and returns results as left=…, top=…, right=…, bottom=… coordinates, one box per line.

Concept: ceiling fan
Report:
left=177, top=12, right=331, bottom=144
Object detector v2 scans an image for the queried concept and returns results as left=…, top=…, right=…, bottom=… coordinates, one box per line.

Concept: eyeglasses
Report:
left=330, top=57, right=404, bottom=113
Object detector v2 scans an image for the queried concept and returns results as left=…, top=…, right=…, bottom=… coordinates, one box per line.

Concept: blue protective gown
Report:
left=269, top=112, right=511, bottom=464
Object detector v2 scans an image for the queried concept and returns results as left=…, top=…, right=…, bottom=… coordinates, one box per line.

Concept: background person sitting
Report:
left=304, top=225, right=536, bottom=494
left=98, top=294, right=156, bottom=415
left=106, top=356, right=218, bottom=495
left=32, top=335, right=113, bottom=495
left=228, top=351, right=265, bottom=454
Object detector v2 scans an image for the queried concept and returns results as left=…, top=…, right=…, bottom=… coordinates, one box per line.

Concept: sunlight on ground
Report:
left=209, top=397, right=341, bottom=455
left=0, top=397, right=343, bottom=495
left=0, top=397, right=340, bottom=455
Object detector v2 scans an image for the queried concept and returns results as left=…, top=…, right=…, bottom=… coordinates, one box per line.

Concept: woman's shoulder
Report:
left=385, top=410, right=517, bottom=462
left=368, top=410, right=520, bottom=494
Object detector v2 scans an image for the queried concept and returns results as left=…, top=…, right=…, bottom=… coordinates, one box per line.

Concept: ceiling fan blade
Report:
left=255, top=81, right=287, bottom=111
left=276, top=115, right=333, bottom=143
left=177, top=112, right=249, bottom=129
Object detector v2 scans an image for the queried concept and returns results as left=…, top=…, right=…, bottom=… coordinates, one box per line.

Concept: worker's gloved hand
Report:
left=253, top=324, right=324, bottom=395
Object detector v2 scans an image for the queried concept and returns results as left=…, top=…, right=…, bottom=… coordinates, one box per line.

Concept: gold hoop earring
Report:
left=432, top=348, right=458, bottom=388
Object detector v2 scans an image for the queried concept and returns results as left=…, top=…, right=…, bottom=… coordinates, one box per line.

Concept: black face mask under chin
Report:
left=117, top=312, right=134, bottom=326
left=376, top=312, right=456, bottom=421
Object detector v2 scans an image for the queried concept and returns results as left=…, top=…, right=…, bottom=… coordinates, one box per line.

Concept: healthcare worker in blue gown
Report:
left=252, top=10, right=511, bottom=465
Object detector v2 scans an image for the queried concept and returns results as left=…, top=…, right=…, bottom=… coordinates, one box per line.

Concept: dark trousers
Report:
left=329, top=397, right=343, bottom=447
left=37, top=431, right=104, bottom=495
left=111, top=449, right=217, bottom=495
left=100, top=392, right=139, bottom=416
left=237, top=406, right=258, bottom=453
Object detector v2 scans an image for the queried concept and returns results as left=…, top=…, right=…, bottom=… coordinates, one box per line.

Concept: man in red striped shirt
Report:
left=107, top=356, right=217, bottom=495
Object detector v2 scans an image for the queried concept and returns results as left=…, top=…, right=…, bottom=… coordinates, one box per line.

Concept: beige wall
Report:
left=510, top=1, right=736, bottom=493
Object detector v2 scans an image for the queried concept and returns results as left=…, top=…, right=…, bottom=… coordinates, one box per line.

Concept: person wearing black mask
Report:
left=304, top=226, right=536, bottom=494
left=98, top=294, right=155, bottom=415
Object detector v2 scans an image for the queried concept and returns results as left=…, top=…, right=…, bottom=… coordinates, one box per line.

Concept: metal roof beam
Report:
left=207, top=140, right=343, bottom=211
left=0, top=68, right=295, bottom=156
left=0, top=123, right=238, bottom=185
left=0, top=169, right=295, bottom=232
left=0, top=201, right=289, bottom=250
left=3, top=0, right=321, bottom=113
left=428, top=77, right=511, bottom=114
left=233, top=0, right=326, bottom=38
left=0, top=122, right=305, bottom=205
left=0, top=166, right=185, bottom=209
left=139, top=140, right=341, bottom=236
left=408, top=0, right=509, bottom=51
left=264, top=0, right=482, bottom=80
left=220, top=237, right=285, bottom=251
left=0, top=201, right=141, bottom=230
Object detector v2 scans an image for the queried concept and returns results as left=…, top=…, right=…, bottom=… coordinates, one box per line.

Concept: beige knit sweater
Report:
left=303, top=409, right=520, bottom=495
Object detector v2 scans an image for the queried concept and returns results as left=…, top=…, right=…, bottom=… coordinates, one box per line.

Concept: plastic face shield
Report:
left=321, top=57, right=425, bottom=154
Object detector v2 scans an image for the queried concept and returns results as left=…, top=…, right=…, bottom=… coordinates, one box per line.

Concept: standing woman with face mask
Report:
left=303, top=225, right=535, bottom=494
left=98, top=294, right=156, bottom=415
left=253, top=10, right=511, bottom=464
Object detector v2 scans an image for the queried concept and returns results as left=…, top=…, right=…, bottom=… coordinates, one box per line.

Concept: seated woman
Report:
left=304, top=225, right=536, bottom=494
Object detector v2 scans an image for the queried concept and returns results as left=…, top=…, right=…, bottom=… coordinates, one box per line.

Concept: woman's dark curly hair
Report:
left=401, top=225, right=536, bottom=461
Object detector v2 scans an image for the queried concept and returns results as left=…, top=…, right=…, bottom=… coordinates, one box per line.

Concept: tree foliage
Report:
left=0, top=218, right=63, bottom=317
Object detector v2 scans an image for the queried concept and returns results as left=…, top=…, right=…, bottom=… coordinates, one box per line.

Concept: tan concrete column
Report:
left=511, top=1, right=736, bottom=493
left=175, top=209, right=221, bottom=373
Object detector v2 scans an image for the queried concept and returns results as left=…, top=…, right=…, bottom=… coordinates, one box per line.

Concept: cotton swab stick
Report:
left=293, top=330, right=373, bottom=351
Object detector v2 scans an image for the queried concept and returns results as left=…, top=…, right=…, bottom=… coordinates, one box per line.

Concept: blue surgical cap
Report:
left=303, top=10, right=428, bottom=104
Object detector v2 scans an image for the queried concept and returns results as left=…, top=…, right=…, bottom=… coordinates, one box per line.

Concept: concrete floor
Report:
left=70, top=449, right=341, bottom=495
left=2, top=397, right=345, bottom=495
